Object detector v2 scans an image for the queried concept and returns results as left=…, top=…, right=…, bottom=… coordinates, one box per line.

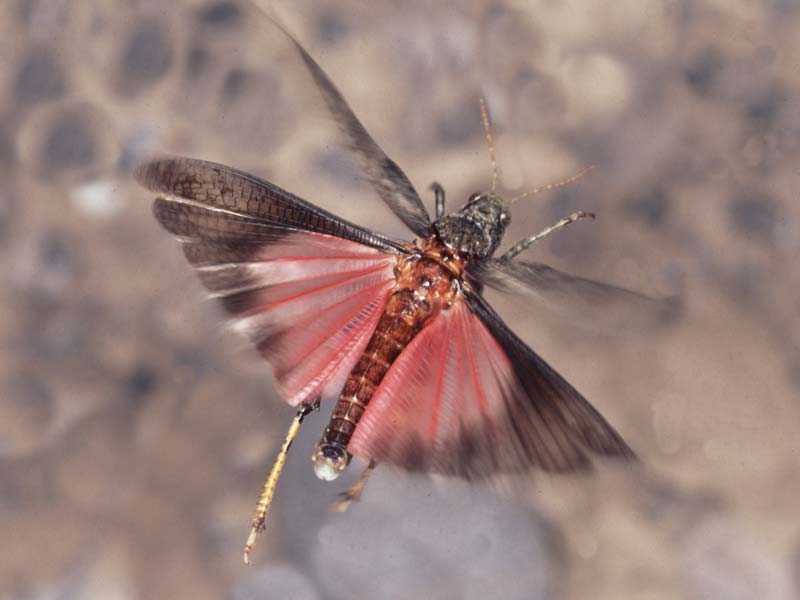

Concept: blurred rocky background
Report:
left=2, top=0, right=799, bottom=598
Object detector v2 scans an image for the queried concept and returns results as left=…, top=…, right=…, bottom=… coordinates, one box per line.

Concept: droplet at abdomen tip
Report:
left=312, top=442, right=349, bottom=481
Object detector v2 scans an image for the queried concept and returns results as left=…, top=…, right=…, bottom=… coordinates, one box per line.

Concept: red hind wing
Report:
left=349, top=298, right=633, bottom=477
left=202, top=232, right=397, bottom=406
left=138, top=158, right=403, bottom=407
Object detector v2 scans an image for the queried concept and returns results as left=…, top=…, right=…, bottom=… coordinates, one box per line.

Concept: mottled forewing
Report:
left=281, top=28, right=433, bottom=237
left=137, top=157, right=401, bottom=406
left=349, top=295, right=633, bottom=478
left=136, top=157, right=404, bottom=252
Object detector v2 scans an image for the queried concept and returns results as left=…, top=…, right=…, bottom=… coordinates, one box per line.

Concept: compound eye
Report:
left=500, top=212, right=510, bottom=225
left=468, top=193, right=482, bottom=203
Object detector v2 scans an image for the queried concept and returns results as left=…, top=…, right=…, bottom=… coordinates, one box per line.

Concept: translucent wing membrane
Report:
left=137, top=157, right=400, bottom=407
left=470, top=258, right=679, bottom=330
left=350, top=296, right=633, bottom=478
left=279, top=26, right=434, bottom=237
left=217, top=237, right=397, bottom=406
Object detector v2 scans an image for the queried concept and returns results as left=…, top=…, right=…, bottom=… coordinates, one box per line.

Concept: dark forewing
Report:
left=279, top=27, right=433, bottom=237
left=136, top=157, right=405, bottom=252
left=470, top=258, right=679, bottom=328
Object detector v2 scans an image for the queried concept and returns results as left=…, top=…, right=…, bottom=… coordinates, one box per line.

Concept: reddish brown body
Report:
left=320, top=237, right=468, bottom=452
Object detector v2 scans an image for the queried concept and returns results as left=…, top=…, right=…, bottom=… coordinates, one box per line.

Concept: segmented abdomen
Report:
left=319, top=241, right=464, bottom=455
left=321, top=289, right=424, bottom=449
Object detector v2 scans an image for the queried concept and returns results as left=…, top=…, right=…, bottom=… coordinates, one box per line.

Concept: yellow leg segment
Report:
left=331, top=460, right=377, bottom=513
left=243, top=401, right=316, bottom=565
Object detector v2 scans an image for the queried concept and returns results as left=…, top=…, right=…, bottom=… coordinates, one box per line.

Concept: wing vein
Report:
left=427, top=317, right=453, bottom=442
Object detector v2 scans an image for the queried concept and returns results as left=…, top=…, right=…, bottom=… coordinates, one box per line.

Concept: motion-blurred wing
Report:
left=136, top=157, right=400, bottom=406
left=282, top=27, right=433, bottom=237
left=470, top=258, right=679, bottom=329
left=349, top=294, right=633, bottom=478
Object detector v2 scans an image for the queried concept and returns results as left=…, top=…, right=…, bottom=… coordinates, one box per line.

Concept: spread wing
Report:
left=279, top=25, right=434, bottom=237
left=136, top=156, right=404, bottom=252
left=470, top=258, right=679, bottom=329
left=349, top=293, right=634, bottom=478
left=136, top=157, right=401, bottom=406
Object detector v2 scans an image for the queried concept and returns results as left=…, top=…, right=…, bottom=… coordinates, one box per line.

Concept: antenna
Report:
left=509, top=164, right=596, bottom=204
left=479, top=98, right=498, bottom=193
